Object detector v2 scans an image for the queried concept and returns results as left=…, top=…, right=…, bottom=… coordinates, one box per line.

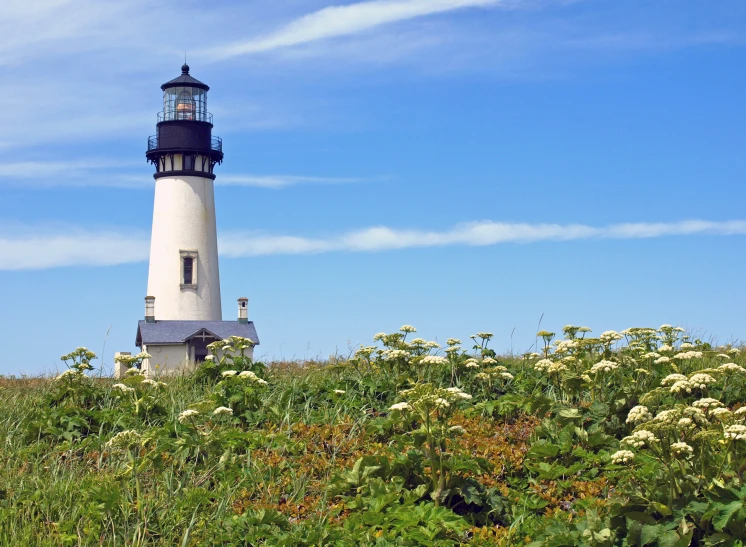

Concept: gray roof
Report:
left=136, top=320, right=259, bottom=347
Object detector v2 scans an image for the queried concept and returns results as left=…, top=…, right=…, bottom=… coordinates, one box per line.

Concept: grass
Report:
left=0, top=327, right=745, bottom=546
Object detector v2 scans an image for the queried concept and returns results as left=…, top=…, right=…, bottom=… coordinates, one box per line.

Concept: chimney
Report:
left=237, top=297, right=248, bottom=324
left=145, top=296, right=156, bottom=323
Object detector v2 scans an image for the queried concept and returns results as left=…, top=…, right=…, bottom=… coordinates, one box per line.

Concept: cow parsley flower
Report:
left=482, top=357, right=498, bottom=365
left=112, top=383, right=135, bottom=394
left=654, top=409, right=679, bottom=424
left=475, top=372, right=490, bottom=381
left=643, top=352, right=661, bottom=359
left=56, top=369, right=83, bottom=381
left=654, top=356, right=672, bottom=364
left=447, top=338, right=461, bottom=346
left=662, top=374, right=687, bottom=387
left=465, top=362, right=480, bottom=369
left=445, top=387, right=472, bottom=400
left=389, top=402, right=410, bottom=411
left=384, top=349, right=410, bottom=361
left=204, top=355, right=215, bottom=361
left=238, top=370, right=257, bottom=379
left=728, top=348, right=740, bottom=355
left=548, top=362, right=568, bottom=374
left=692, top=398, right=723, bottom=410
left=444, top=346, right=461, bottom=354
left=178, top=409, right=199, bottom=424
left=411, top=338, right=427, bottom=346
left=333, top=389, right=346, bottom=395
left=421, top=355, right=448, bottom=366
left=676, top=351, right=703, bottom=360
left=221, top=370, right=238, bottom=377
left=373, top=332, right=387, bottom=341
left=677, top=418, right=693, bottom=428
left=659, top=344, right=674, bottom=353
left=718, top=363, right=746, bottom=374
left=448, top=425, right=466, bottom=435
left=688, top=373, right=716, bottom=390
left=400, top=325, right=417, bottom=333
left=611, top=450, right=635, bottom=464
left=717, top=353, right=731, bottom=359
left=534, top=359, right=554, bottom=373
left=433, top=398, right=450, bottom=409
left=725, top=424, right=746, bottom=440
left=622, top=430, right=658, bottom=448
left=425, top=341, right=441, bottom=349
left=476, top=332, right=494, bottom=340
left=500, top=372, right=514, bottom=380
left=734, top=407, right=746, bottom=417
left=600, top=331, right=623, bottom=344
left=213, top=406, right=233, bottom=417
left=670, top=380, right=693, bottom=395
left=106, top=430, right=141, bottom=450
left=671, top=442, right=694, bottom=458
left=141, top=379, right=158, bottom=388
left=711, top=408, right=731, bottom=419
left=590, top=360, right=618, bottom=374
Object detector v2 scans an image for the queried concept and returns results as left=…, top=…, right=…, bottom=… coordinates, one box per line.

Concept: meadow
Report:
left=0, top=325, right=745, bottom=546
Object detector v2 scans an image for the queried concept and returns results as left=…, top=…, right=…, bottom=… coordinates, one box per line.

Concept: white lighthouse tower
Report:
left=145, top=64, right=223, bottom=321
left=117, top=65, right=259, bottom=378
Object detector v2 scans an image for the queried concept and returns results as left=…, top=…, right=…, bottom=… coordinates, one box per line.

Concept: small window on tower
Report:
left=180, top=250, right=198, bottom=288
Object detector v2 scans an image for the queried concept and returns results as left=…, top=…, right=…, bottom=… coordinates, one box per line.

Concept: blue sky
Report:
left=1, top=0, right=745, bottom=374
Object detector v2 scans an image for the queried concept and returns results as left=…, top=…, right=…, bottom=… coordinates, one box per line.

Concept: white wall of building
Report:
left=147, top=175, right=222, bottom=321
left=142, top=344, right=193, bottom=376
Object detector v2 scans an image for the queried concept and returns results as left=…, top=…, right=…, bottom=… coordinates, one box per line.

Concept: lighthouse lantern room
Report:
left=118, top=65, right=259, bottom=378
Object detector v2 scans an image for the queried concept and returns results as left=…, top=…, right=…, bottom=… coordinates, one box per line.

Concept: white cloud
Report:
left=201, top=0, right=505, bottom=60
left=3, top=219, right=746, bottom=270
left=0, top=228, right=149, bottom=271
left=220, top=219, right=746, bottom=256
left=217, top=174, right=375, bottom=188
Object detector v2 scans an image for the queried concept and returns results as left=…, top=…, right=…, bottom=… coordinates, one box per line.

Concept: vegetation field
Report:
left=1, top=325, right=745, bottom=546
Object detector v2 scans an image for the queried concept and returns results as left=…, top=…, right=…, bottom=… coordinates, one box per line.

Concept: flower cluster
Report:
left=627, top=405, right=653, bottom=425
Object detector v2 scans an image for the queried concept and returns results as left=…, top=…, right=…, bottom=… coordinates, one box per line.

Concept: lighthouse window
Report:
left=180, top=250, right=198, bottom=288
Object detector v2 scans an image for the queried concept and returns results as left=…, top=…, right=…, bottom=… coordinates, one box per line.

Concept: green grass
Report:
left=1, top=327, right=745, bottom=546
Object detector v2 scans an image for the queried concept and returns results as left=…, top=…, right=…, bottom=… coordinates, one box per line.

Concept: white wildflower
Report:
left=675, top=351, right=703, bottom=360
left=178, top=409, right=199, bottom=424
left=661, top=374, right=687, bottom=387
left=425, top=341, right=441, bottom=349
left=600, top=331, right=623, bottom=344
left=420, top=355, right=448, bottom=366
left=112, top=383, right=135, bottom=394
left=725, top=424, right=746, bottom=440
left=205, top=355, right=215, bottom=361
left=433, top=397, right=450, bottom=409
left=465, top=362, right=480, bottom=369
left=670, top=380, right=693, bottom=395
left=400, top=325, right=417, bottom=333
left=717, top=354, right=731, bottom=359
left=444, top=346, right=461, bottom=354
left=373, top=332, right=387, bottom=341
left=448, top=425, right=466, bottom=435
left=445, top=387, right=472, bottom=400
left=141, top=379, right=158, bottom=388
left=384, top=349, right=410, bottom=361
left=627, top=406, right=653, bottom=425
left=410, top=338, right=427, bottom=346
left=447, top=338, right=461, bottom=346
left=213, top=406, right=233, bottom=417
left=671, top=442, right=694, bottom=458
left=659, top=344, right=674, bottom=353
left=728, top=348, right=740, bottom=355
left=500, top=372, right=514, bottom=380
left=734, top=407, right=746, bottom=417
left=654, top=409, right=679, bottom=423
left=106, top=430, right=141, bottom=450
left=654, top=356, right=671, bottom=364
left=611, top=450, right=635, bottom=464
left=221, top=370, right=238, bottom=377
left=475, top=373, right=490, bottom=381
left=482, top=357, right=498, bottom=365
left=643, top=352, right=661, bottom=359
left=688, top=373, right=716, bottom=390
left=590, top=360, right=618, bottom=374
left=692, top=398, right=723, bottom=410
left=718, top=363, right=746, bottom=374
left=677, top=418, right=693, bottom=428
left=476, top=332, right=494, bottom=340
left=389, top=402, right=410, bottom=412
left=333, top=389, right=346, bottom=395
left=621, top=430, right=658, bottom=448
left=680, top=342, right=694, bottom=349
left=711, top=408, right=732, bottom=419
left=238, top=370, right=258, bottom=380
left=534, top=359, right=554, bottom=373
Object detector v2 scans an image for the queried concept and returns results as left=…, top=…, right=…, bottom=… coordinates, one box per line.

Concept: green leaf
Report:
left=526, top=442, right=561, bottom=459
left=640, top=524, right=662, bottom=546
left=713, top=501, right=743, bottom=532
left=625, top=512, right=658, bottom=526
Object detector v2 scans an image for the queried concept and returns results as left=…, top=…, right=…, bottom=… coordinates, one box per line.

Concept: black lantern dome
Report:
left=146, top=65, right=223, bottom=180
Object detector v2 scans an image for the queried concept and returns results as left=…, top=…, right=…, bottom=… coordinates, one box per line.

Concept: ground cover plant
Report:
left=1, top=325, right=745, bottom=546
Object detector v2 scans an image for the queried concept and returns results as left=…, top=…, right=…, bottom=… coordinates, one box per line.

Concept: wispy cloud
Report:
left=220, top=220, right=746, bottom=256
left=201, top=0, right=506, bottom=60
left=218, top=174, right=378, bottom=189
left=4, top=219, right=744, bottom=270
left=0, top=227, right=149, bottom=271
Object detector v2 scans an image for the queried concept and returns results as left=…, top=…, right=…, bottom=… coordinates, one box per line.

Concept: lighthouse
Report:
left=145, top=64, right=223, bottom=321
left=121, top=65, right=259, bottom=377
